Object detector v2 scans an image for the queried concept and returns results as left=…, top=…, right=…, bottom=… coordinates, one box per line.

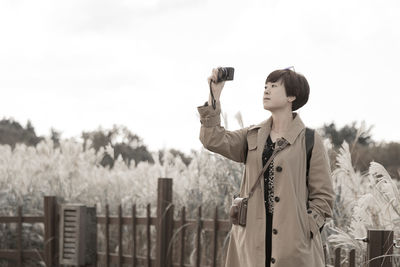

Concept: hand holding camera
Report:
left=207, top=67, right=234, bottom=108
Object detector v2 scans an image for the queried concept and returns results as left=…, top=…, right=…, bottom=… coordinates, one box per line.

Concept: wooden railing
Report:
left=0, top=196, right=57, bottom=266
left=0, top=178, right=396, bottom=267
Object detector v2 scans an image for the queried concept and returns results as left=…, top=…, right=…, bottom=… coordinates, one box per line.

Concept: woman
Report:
left=197, top=67, right=335, bottom=267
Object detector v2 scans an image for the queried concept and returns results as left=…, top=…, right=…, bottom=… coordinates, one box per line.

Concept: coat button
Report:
left=276, top=166, right=282, bottom=172
left=273, top=228, right=278, bottom=234
left=271, top=258, right=276, bottom=264
left=274, top=196, right=280, bottom=202
left=307, top=209, right=312, bottom=214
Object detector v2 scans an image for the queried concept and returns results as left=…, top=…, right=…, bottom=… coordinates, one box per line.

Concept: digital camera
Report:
left=216, top=67, right=234, bottom=83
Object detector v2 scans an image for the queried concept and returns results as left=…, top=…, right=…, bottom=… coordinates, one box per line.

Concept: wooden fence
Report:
left=0, top=178, right=396, bottom=267
left=0, top=196, right=56, bottom=266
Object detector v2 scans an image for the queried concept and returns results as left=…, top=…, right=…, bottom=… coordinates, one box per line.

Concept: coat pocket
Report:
left=307, top=212, right=318, bottom=239
left=247, top=131, right=258, bottom=151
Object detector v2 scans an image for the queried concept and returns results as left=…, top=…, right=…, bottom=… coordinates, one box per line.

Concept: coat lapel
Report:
left=281, top=112, right=306, bottom=145
left=256, top=117, right=272, bottom=170
left=254, top=112, right=306, bottom=171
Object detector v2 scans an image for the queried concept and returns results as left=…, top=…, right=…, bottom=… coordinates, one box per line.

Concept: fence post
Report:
left=156, top=178, right=173, bottom=267
left=44, top=196, right=58, bottom=267
left=367, top=229, right=393, bottom=267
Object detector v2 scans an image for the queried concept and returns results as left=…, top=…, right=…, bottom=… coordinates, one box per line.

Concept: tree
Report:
left=158, top=148, right=192, bottom=167
left=50, top=128, right=61, bottom=148
left=321, top=121, right=374, bottom=149
left=321, top=120, right=400, bottom=180
left=81, top=125, right=154, bottom=168
left=0, top=118, right=43, bottom=148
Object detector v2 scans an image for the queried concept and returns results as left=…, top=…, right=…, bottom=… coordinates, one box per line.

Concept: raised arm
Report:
left=197, top=100, right=248, bottom=163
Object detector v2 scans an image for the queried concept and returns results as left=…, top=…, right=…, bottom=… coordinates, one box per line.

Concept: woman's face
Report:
left=263, top=79, right=295, bottom=112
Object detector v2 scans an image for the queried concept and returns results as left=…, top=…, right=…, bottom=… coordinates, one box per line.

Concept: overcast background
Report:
left=1, top=0, right=399, bottom=154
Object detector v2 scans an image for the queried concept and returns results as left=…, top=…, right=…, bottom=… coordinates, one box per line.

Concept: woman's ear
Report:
left=288, top=96, right=296, bottom=103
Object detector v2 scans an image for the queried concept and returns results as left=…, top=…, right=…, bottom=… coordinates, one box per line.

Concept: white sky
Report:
left=1, top=0, right=399, bottom=154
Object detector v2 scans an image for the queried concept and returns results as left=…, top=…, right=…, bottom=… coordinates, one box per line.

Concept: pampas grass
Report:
left=1, top=121, right=399, bottom=266
left=0, top=137, right=243, bottom=266
left=326, top=140, right=400, bottom=266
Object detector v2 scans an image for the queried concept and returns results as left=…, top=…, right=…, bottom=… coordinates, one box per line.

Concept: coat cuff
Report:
left=197, top=100, right=221, bottom=127
left=307, top=208, right=326, bottom=238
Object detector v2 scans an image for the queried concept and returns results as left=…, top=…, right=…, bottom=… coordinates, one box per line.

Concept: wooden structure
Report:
left=0, top=178, right=397, bottom=266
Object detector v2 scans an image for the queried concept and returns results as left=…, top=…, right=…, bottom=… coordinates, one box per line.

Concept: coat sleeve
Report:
left=197, top=100, right=248, bottom=163
left=307, top=131, right=335, bottom=235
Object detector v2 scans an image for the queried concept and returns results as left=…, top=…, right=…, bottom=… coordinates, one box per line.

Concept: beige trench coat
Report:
left=197, top=100, right=335, bottom=267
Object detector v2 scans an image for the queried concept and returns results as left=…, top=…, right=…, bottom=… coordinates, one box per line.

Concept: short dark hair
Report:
left=265, top=69, right=310, bottom=111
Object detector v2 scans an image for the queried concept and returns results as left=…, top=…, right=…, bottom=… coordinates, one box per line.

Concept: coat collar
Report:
left=250, top=111, right=305, bottom=145
left=249, top=112, right=305, bottom=176
left=249, top=112, right=305, bottom=157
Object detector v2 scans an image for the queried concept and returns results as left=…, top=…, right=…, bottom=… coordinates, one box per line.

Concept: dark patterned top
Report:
left=262, top=134, right=275, bottom=214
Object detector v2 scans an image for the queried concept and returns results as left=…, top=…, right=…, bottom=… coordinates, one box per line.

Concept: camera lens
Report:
left=217, top=68, right=226, bottom=82
left=216, top=67, right=234, bottom=83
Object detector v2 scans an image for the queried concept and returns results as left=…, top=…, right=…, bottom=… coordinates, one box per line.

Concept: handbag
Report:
left=229, top=137, right=289, bottom=226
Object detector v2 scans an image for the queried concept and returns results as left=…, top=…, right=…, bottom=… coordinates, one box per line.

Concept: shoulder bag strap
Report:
left=305, top=127, right=315, bottom=190
left=305, top=128, right=325, bottom=232
left=248, top=138, right=290, bottom=199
